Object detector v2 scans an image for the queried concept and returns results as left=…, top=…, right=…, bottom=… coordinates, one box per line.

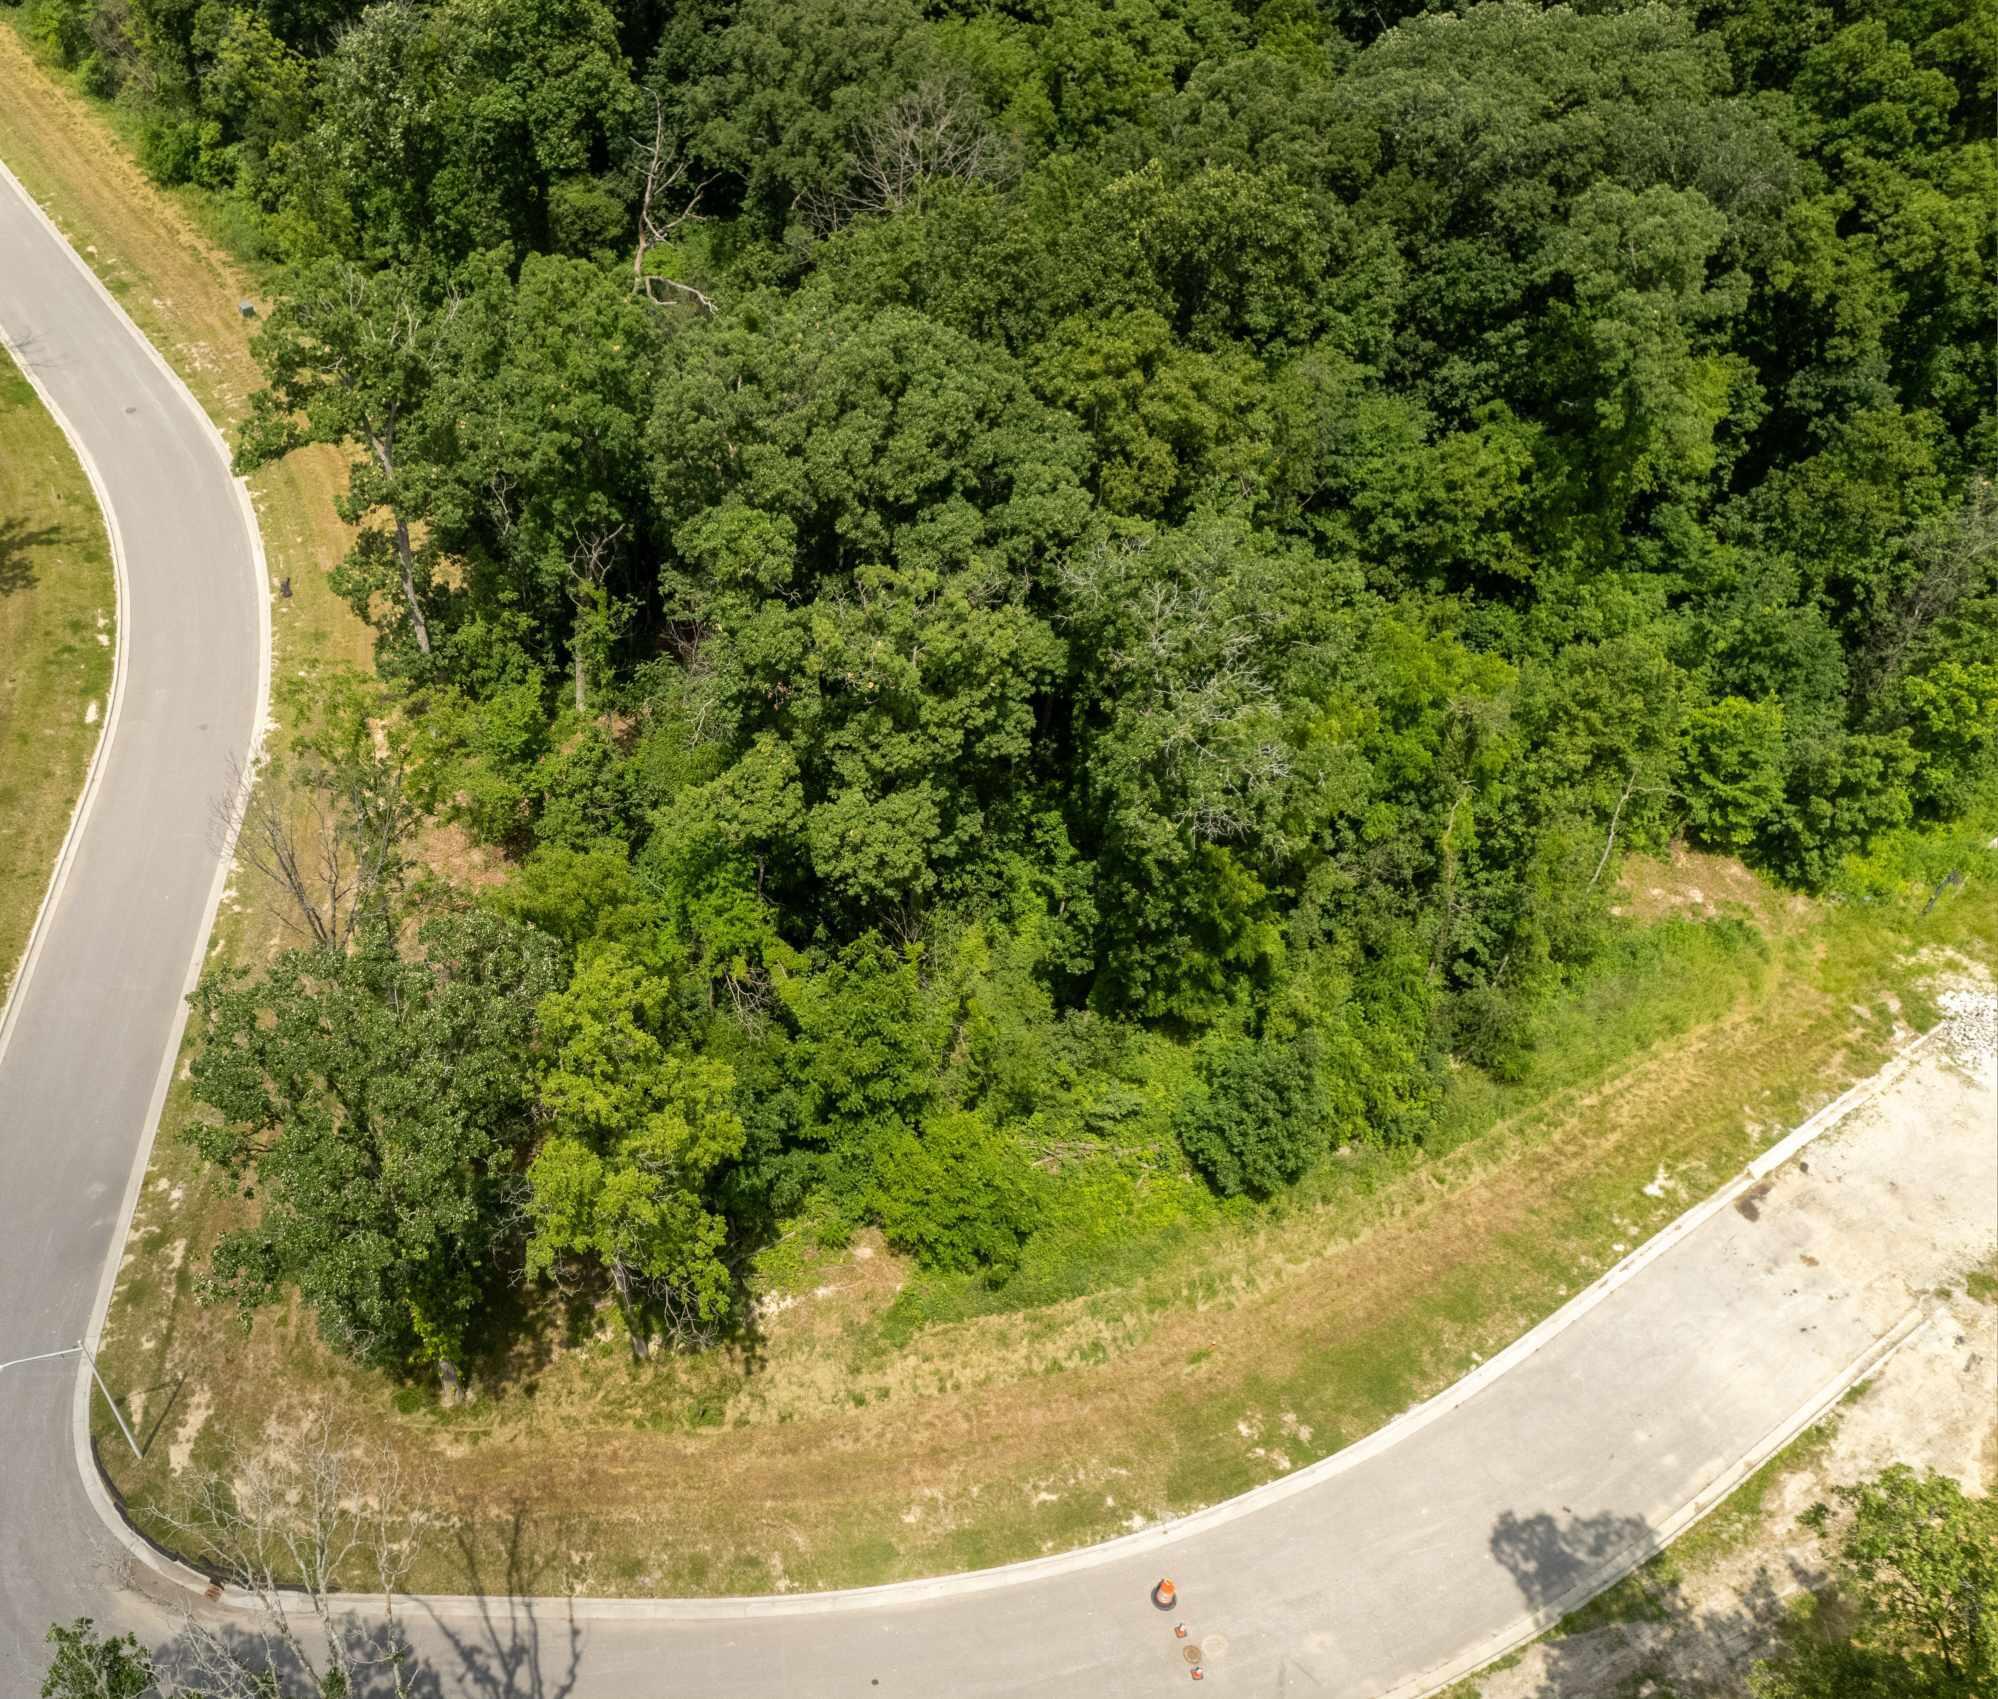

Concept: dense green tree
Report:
left=1752, top=1466, right=1998, bottom=1698
left=871, top=1108, right=1042, bottom=1273
left=424, top=251, right=665, bottom=699
left=650, top=294, right=1089, bottom=915
left=111, top=0, right=1994, bottom=1350
left=286, top=0, right=642, bottom=266
left=1680, top=696, right=1789, bottom=853
left=39, top=1621, right=154, bottom=1699
left=188, top=913, right=562, bottom=1369
left=526, top=947, right=745, bottom=1351
left=1174, top=1031, right=1322, bottom=1196
left=238, top=259, right=453, bottom=656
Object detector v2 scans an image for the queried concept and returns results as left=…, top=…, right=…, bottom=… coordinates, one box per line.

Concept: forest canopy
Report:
left=18, top=0, right=1991, bottom=1371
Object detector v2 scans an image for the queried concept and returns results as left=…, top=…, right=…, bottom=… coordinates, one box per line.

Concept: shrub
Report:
left=1174, top=1034, right=1324, bottom=1198
left=872, top=1110, right=1043, bottom=1275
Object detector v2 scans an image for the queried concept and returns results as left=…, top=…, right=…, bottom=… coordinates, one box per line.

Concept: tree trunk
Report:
left=393, top=518, right=431, bottom=655
left=612, top=1262, right=649, bottom=1361
left=574, top=639, right=587, bottom=714
left=369, top=429, right=430, bottom=656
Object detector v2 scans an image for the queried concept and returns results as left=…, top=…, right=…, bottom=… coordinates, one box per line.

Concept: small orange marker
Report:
left=1191, top=1669, right=1204, bottom=1682
left=1174, top=1624, right=1188, bottom=1639
left=1153, top=1577, right=1177, bottom=1610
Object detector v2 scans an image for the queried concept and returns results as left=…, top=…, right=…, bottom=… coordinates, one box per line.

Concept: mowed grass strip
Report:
left=0, top=22, right=368, bottom=695
left=0, top=357, right=113, bottom=999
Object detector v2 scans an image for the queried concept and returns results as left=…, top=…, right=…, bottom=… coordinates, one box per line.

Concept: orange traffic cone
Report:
left=1153, top=1577, right=1177, bottom=1610
left=1190, top=1668, right=1204, bottom=1681
left=1174, top=1624, right=1188, bottom=1639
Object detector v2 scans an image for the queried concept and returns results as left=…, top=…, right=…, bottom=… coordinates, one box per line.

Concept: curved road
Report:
left=0, top=163, right=265, bottom=1677
left=3, top=162, right=1994, bottom=1699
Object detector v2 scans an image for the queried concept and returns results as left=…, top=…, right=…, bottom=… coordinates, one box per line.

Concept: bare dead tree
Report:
left=799, top=78, right=1012, bottom=235
left=565, top=523, right=628, bottom=715
left=632, top=96, right=716, bottom=315
left=214, top=739, right=420, bottom=953
left=154, top=1410, right=423, bottom=1698
left=1589, top=769, right=1675, bottom=888
left=1859, top=474, right=1997, bottom=707
left=650, top=1279, right=727, bottom=1355
left=853, top=78, right=1008, bottom=216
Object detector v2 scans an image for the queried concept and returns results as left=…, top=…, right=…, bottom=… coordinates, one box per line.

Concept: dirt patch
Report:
left=1734, top=1179, right=1774, bottom=1222
left=1616, top=847, right=1811, bottom=933
left=168, top=1384, right=213, bottom=1476
left=409, top=818, right=509, bottom=891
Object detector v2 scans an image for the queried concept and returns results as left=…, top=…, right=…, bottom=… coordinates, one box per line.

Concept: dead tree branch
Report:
left=153, top=1410, right=423, bottom=1699
left=214, top=739, right=420, bottom=952
left=632, top=96, right=716, bottom=315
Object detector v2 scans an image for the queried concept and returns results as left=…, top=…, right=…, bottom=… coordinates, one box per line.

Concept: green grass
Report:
left=0, top=355, right=114, bottom=1001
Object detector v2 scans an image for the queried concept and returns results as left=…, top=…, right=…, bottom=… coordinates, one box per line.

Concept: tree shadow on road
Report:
left=400, top=1501, right=587, bottom=1699
left=149, top=1578, right=585, bottom=1699
left=1486, top=1505, right=1823, bottom=1697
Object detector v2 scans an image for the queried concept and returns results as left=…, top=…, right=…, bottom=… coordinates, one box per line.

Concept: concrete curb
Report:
left=120, top=1028, right=1939, bottom=1627
left=0, top=159, right=274, bottom=1600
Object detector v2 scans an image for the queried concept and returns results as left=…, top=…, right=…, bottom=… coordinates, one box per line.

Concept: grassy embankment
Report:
left=7, top=16, right=1997, bottom=1606
left=0, top=353, right=113, bottom=999
left=95, top=835, right=1998, bottom=1594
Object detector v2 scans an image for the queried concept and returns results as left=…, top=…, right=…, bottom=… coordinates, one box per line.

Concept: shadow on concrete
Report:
left=149, top=1586, right=584, bottom=1699
left=151, top=1618, right=425, bottom=1699
left=1488, top=1504, right=1824, bottom=1697
left=404, top=1503, right=586, bottom=1699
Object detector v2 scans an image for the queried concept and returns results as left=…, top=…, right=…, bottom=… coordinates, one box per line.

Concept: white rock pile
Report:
left=1936, top=987, right=1998, bottom=1069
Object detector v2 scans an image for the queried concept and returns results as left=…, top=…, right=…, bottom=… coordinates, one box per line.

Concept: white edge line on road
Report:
left=0, top=158, right=274, bottom=1591
left=165, top=1028, right=1941, bottom=1626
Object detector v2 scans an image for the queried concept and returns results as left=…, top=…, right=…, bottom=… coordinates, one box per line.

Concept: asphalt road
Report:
left=0, top=165, right=263, bottom=1681
left=2, top=160, right=1993, bottom=1699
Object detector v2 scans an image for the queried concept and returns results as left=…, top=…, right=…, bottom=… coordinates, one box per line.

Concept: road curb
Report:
left=1385, top=1304, right=1936, bottom=1699
left=0, top=166, right=133, bottom=1073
